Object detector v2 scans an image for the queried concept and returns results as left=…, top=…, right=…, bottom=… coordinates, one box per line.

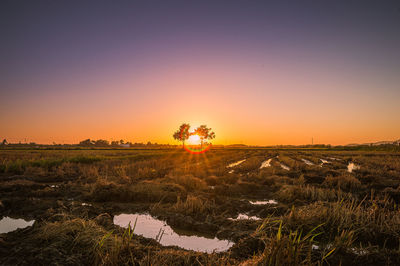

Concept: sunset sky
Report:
left=1, top=1, right=399, bottom=145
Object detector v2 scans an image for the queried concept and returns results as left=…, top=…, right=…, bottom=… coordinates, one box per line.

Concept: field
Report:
left=1, top=148, right=400, bottom=265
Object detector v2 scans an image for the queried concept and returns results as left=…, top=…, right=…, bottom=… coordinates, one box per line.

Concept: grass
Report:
left=252, top=219, right=334, bottom=265
left=171, top=195, right=214, bottom=216
left=1, top=148, right=400, bottom=265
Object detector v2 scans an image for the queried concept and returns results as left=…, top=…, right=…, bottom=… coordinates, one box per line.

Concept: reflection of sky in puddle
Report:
left=280, top=163, right=290, bottom=171
left=260, top=158, right=272, bottom=169
left=228, top=213, right=261, bottom=221
left=227, top=159, right=246, bottom=168
left=113, top=213, right=233, bottom=253
left=249, top=199, right=278, bottom=205
left=0, top=217, right=35, bottom=234
left=347, top=162, right=360, bottom=172
left=301, top=159, right=314, bottom=166
left=320, top=159, right=330, bottom=164
left=314, top=243, right=367, bottom=256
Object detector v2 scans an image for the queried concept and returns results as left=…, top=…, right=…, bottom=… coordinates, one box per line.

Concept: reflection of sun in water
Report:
left=187, top=134, right=201, bottom=145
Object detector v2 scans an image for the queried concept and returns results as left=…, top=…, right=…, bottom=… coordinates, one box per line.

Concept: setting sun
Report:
left=187, top=134, right=201, bottom=145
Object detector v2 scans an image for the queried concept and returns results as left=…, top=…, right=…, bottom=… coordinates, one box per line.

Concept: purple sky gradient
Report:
left=1, top=1, right=399, bottom=144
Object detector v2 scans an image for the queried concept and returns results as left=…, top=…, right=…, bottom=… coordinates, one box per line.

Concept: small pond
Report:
left=113, top=213, right=234, bottom=253
left=0, top=217, right=35, bottom=234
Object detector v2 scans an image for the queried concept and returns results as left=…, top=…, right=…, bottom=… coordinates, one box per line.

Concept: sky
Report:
left=1, top=0, right=399, bottom=145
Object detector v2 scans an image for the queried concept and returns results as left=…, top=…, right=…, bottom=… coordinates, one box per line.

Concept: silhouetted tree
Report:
left=193, top=125, right=215, bottom=148
left=173, top=123, right=190, bottom=148
left=111, top=140, right=119, bottom=146
left=79, top=139, right=94, bottom=146
left=1, top=139, right=7, bottom=145
left=94, top=139, right=110, bottom=147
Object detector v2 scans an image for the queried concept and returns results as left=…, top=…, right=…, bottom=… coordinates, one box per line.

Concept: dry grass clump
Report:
left=277, top=184, right=353, bottom=202
left=88, top=180, right=186, bottom=203
left=79, top=164, right=101, bottom=182
left=323, top=174, right=362, bottom=191
left=137, top=248, right=235, bottom=265
left=31, top=216, right=146, bottom=265
left=167, top=174, right=207, bottom=191
left=235, top=156, right=265, bottom=173
left=277, top=155, right=303, bottom=170
left=284, top=197, right=400, bottom=247
left=3, top=159, right=27, bottom=174
left=218, top=174, right=240, bottom=185
left=171, top=195, right=215, bottom=216
left=0, top=179, right=44, bottom=193
left=249, top=219, right=332, bottom=265
left=24, top=166, right=48, bottom=176
left=54, top=161, right=78, bottom=177
left=259, top=174, right=293, bottom=186
left=204, top=175, right=218, bottom=186
left=123, top=158, right=170, bottom=180
left=32, top=218, right=110, bottom=264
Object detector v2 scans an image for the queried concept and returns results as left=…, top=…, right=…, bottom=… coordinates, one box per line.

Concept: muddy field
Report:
left=0, top=148, right=400, bottom=265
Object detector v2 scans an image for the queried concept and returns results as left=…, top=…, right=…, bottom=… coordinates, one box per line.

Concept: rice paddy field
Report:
left=1, top=148, right=400, bottom=265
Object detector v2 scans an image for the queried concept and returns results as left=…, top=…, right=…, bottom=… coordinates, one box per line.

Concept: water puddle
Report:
left=301, top=159, right=314, bottom=166
left=228, top=170, right=234, bottom=174
left=249, top=199, right=278, bottom=205
left=227, top=159, right=246, bottom=168
left=347, top=162, right=360, bottom=173
left=0, top=217, right=35, bottom=234
left=260, top=158, right=272, bottom=169
left=81, top=203, right=92, bottom=206
left=113, top=213, right=233, bottom=253
left=228, top=213, right=261, bottom=221
left=350, top=247, right=368, bottom=255
left=280, top=163, right=290, bottom=171
left=320, top=159, right=330, bottom=164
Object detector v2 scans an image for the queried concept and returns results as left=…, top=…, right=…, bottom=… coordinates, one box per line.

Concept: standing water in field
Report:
left=227, top=159, right=246, bottom=168
left=0, top=217, right=35, bottom=234
left=113, top=213, right=233, bottom=253
left=347, top=162, right=360, bottom=173
left=249, top=200, right=278, bottom=205
left=301, top=159, right=314, bottom=166
left=260, top=158, right=272, bottom=169
left=320, top=159, right=330, bottom=164
left=228, top=213, right=261, bottom=221
left=280, top=163, right=290, bottom=171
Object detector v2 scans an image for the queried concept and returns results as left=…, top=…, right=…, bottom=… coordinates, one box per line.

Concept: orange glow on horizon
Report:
left=1, top=47, right=399, bottom=146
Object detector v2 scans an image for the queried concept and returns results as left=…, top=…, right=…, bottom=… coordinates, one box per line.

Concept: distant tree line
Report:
left=77, top=139, right=169, bottom=147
